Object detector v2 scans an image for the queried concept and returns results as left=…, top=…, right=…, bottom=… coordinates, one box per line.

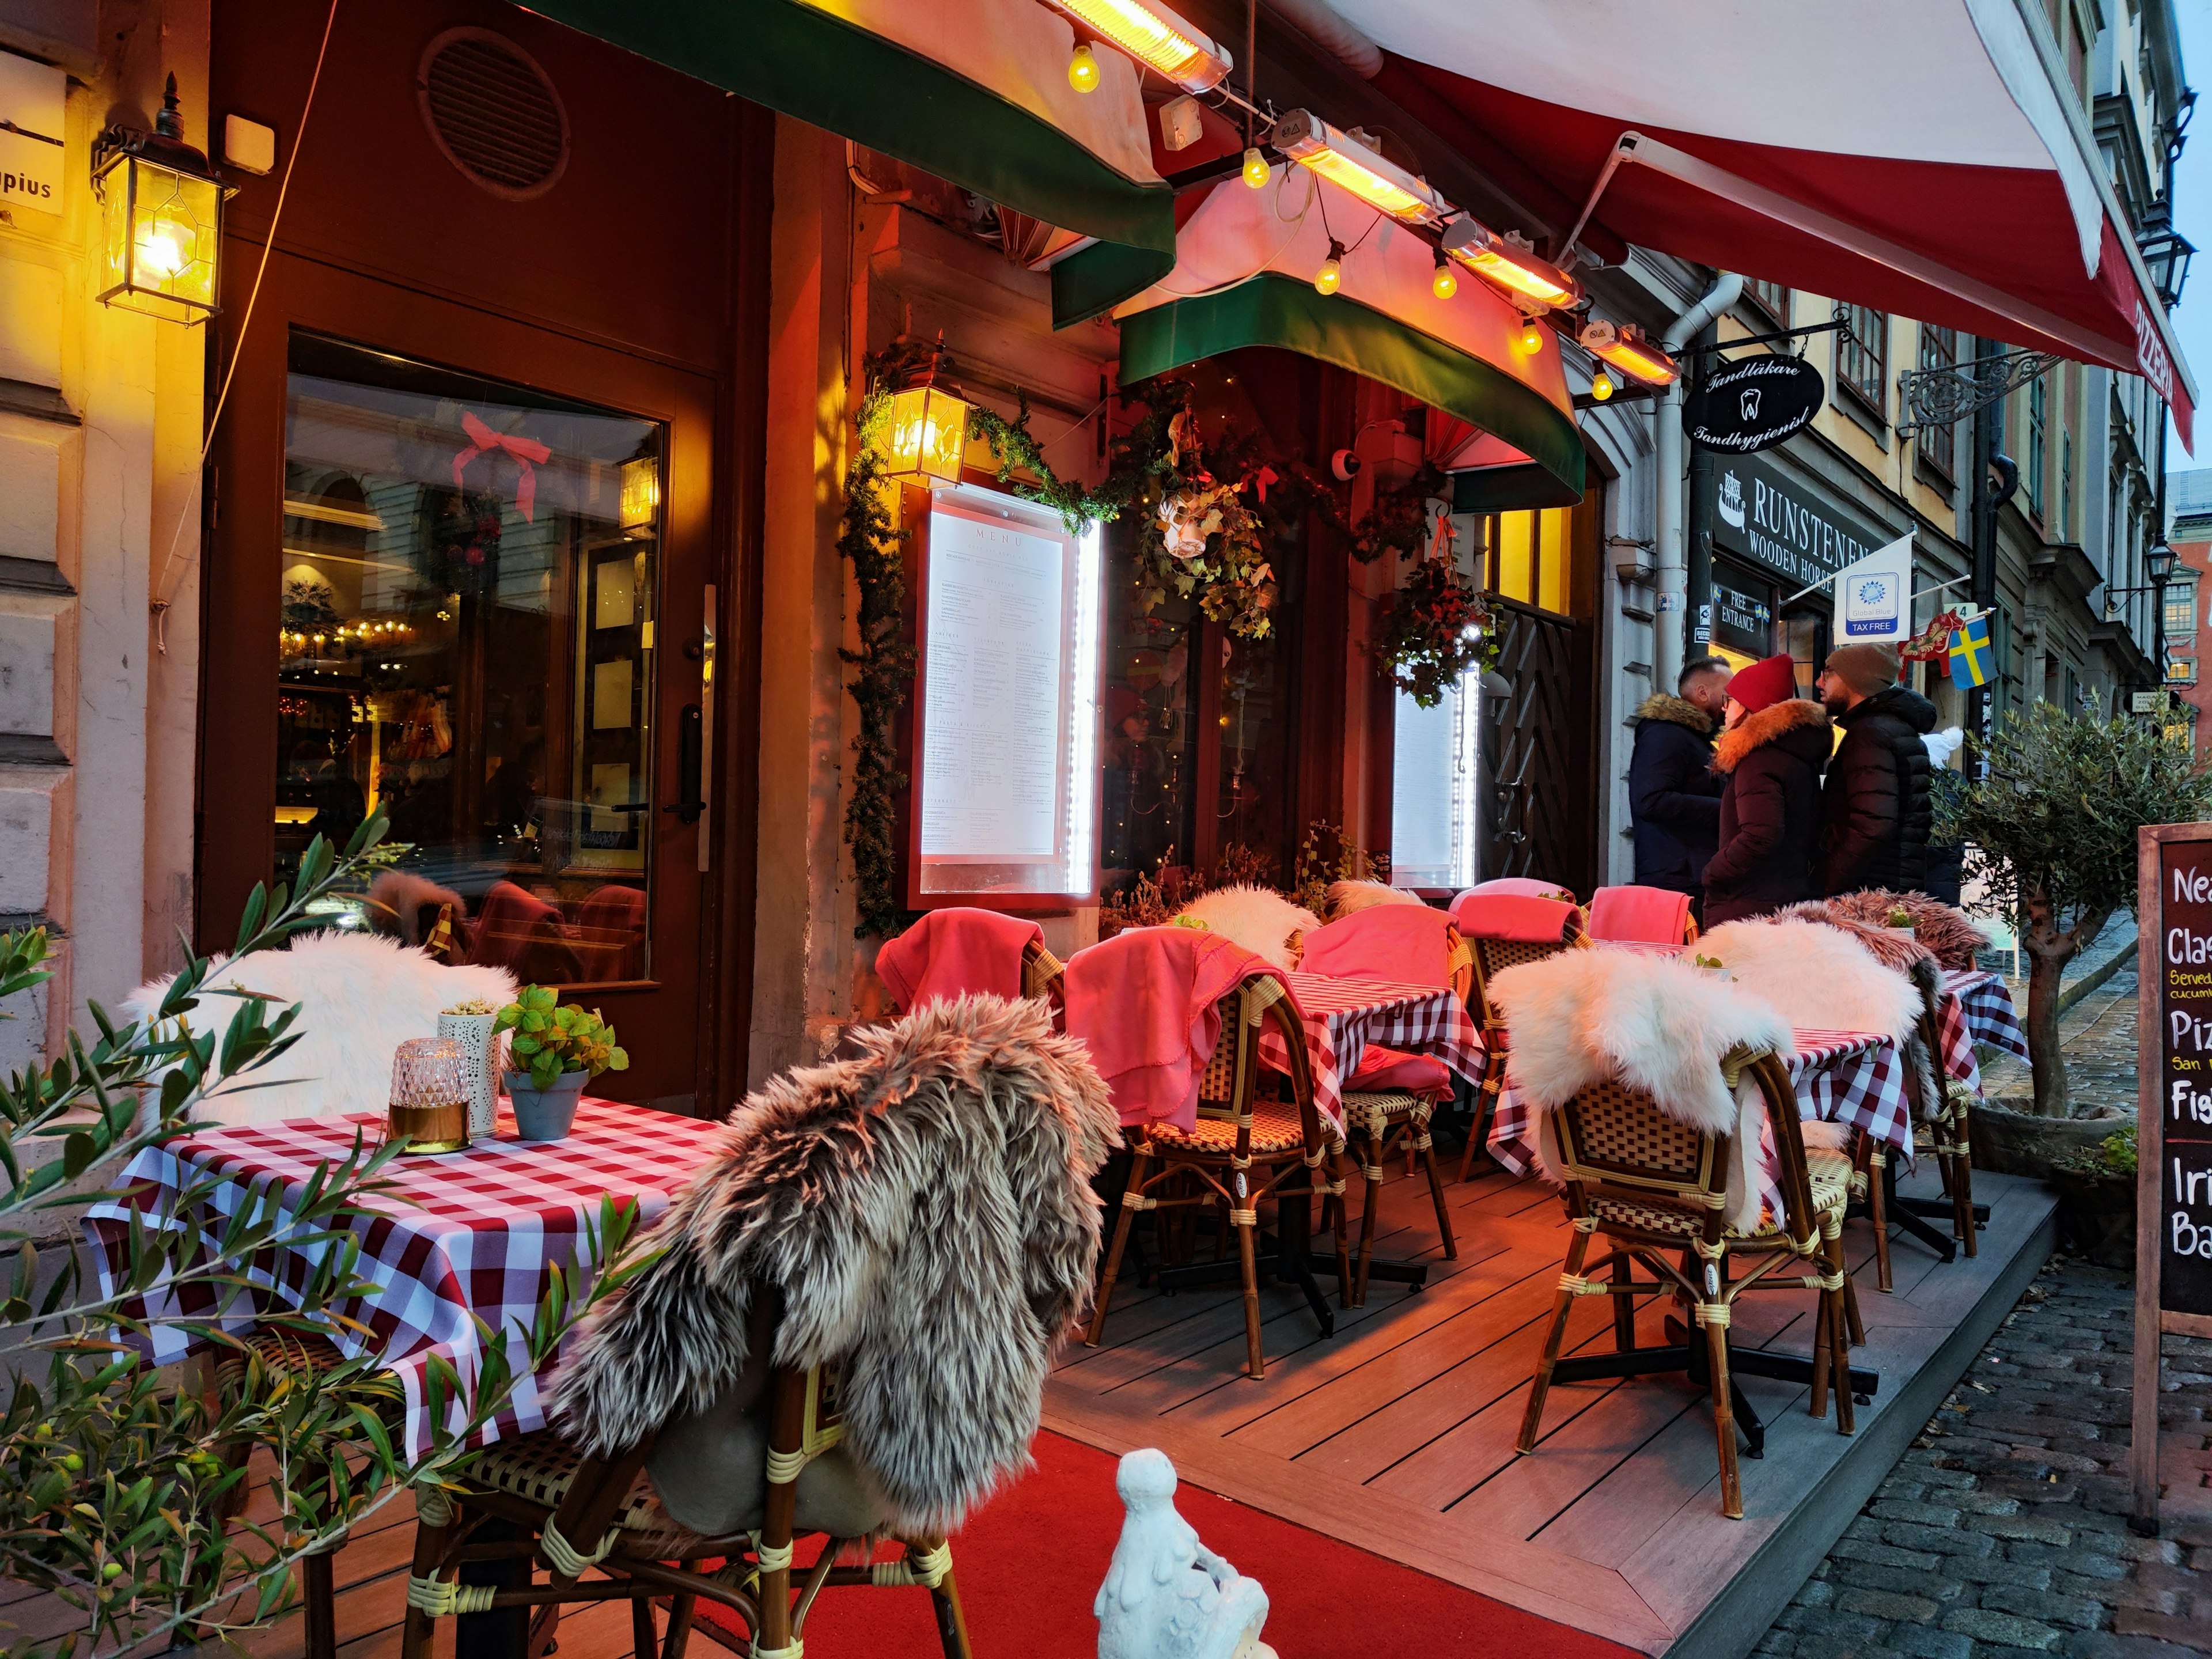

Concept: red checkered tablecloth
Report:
left=1941, top=969, right=2029, bottom=1063
left=1486, top=1027, right=1910, bottom=1218
left=1255, top=973, right=1485, bottom=1144
left=82, top=1099, right=722, bottom=1458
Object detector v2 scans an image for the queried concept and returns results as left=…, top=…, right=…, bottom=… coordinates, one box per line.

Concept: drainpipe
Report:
left=1653, top=271, right=1743, bottom=692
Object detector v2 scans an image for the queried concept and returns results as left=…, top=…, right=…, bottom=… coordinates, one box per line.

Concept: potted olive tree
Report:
left=497, top=986, right=628, bottom=1140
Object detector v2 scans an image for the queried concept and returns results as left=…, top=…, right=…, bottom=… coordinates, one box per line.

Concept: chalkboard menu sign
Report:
left=2134, top=823, right=2212, bottom=1532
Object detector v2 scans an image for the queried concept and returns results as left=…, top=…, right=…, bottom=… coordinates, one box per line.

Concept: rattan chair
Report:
left=1845, top=978, right=1976, bottom=1294
left=1339, top=923, right=1472, bottom=1305
left=1085, top=975, right=1348, bottom=1380
left=398, top=1292, right=968, bottom=1659
left=1514, top=1051, right=1862, bottom=1520
left=1453, top=902, right=1588, bottom=1182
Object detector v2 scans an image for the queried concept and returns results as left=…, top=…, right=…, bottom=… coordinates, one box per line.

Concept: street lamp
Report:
left=2139, top=219, right=2195, bottom=311
left=2148, top=544, right=2180, bottom=585
left=92, top=75, right=233, bottom=326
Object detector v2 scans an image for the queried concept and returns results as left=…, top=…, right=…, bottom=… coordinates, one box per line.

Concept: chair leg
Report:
left=1865, top=1141, right=1893, bottom=1293
left=399, top=1502, right=459, bottom=1659
left=1458, top=1080, right=1499, bottom=1184
left=1353, top=1134, right=1383, bottom=1308
left=631, top=1593, right=659, bottom=1659
left=1330, top=1152, right=1352, bottom=1306
left=1609, top=1251, right=1636, bottom=1353
left=1516, top=1226, right=1589, bottom=1454
left=1950, top=1127, right=1977, bottom=1258
left=1086, top=1152, right=1147, bottom=1347
left=1419, top=1112, right=1457, bottom=1262
left=1825, top=1228, right=1857, bottom=1436
left=1809, top=1274, right=1834, bottom=1424
left=1705, top=1312, right=1743, bottom=1520
left=1233, top=1208, right=1265, bottom=1381
left=658, top=1562, right=698, bottom=1659
left=926, top=1552, right=972, bottom=1659
left=302, top=1548, right=338, bottom=1659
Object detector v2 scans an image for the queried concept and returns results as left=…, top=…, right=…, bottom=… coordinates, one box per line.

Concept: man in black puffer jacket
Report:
left=1627, top=656, right=1732, bottom=911
left=1817, top=642, right=1937, bottom=897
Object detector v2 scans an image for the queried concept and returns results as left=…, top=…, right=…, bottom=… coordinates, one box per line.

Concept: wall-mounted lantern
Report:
left=92, top=75, right=234, bottom=325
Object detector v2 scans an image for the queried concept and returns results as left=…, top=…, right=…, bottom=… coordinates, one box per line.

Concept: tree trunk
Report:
left=2019, top=898, right=2113, bottom=1118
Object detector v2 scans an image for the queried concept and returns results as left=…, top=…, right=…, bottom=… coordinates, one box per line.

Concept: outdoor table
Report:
left=82, top=1097, right=719, bottom=1458
left=1486, top=1027, right=1913, bottom=1222
left=1258, top=971, right=1486, bottom=1143
left=1940, top=968, right=2030, bottom=1067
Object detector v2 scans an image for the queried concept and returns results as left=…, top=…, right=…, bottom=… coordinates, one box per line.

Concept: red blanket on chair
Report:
left=1063, top=927, right=1277, bottom=1131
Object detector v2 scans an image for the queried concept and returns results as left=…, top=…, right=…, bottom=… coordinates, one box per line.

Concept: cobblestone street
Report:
left=1758, top=949, right=2212, bottom=1657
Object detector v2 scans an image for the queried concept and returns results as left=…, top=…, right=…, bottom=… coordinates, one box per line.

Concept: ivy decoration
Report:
left=840, top=366, right=917, bottom=940
left=1351, top=464, right=1450, bottom=565
left=1373, top=509, right=1497, bottom=708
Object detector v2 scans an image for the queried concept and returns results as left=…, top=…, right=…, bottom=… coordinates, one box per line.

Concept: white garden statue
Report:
left=1096, top=1448, right=1276, bottom=1659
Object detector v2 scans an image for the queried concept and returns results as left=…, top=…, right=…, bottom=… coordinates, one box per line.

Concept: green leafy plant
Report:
left=1951, top=694, right=2212, bottom=1116
left=0, top=818, right=658, bottom=1658
left=494, top=987, right=627, bottom=1090
left=2058, top=1121, right=2137, bottom=1180
left=1372, top=552, right=1497, bottom=709
left=1885, top=907, right=1915, bottom=927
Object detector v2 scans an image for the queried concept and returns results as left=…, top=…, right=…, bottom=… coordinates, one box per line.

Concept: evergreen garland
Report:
left=839, top=377, right=915, bottom=940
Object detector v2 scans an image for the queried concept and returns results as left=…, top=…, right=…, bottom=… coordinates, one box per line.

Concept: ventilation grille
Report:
left=418, top=31, right=567, bottom=200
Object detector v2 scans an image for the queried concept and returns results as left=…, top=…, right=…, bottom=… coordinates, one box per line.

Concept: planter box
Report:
left=2045, top=1168, right=2136, bottom=1269
left=1968, top=1100, right=2123, bottom=1177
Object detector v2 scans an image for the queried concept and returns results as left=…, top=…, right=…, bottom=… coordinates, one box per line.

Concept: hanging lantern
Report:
left=92, top=75, right=234, bottom=326
left=877, top=340, right=972, bottom=484
left=619, top=440, right=661, bottom=532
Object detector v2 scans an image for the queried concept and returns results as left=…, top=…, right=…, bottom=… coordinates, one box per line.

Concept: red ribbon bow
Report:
left=452, top=410, right=552, bottom=522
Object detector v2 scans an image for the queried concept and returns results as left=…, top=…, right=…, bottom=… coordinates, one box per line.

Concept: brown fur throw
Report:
left=1775, top=902, right=1946, bottom=1119
left=552, top=995, right=1120, bottom=1537
left=1823, top=889, right=1989, bottom=972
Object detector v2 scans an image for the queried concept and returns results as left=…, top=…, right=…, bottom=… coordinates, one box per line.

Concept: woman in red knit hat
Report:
left=1701, top=654, right=1833, bottom=926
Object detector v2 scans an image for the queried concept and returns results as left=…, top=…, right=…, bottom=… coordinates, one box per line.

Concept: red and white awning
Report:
left=1321, top=0, right=2196, bottom=445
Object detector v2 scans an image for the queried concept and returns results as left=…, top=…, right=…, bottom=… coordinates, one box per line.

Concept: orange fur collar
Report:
left=1711, top=697, right=1830, bottom=774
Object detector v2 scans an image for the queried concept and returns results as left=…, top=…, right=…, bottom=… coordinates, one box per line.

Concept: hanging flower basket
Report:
left=1373, top=552, right=1496, bottom=707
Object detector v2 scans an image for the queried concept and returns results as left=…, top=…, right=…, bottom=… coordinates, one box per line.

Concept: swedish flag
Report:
left=1948, top=616, right=1992, bottom=689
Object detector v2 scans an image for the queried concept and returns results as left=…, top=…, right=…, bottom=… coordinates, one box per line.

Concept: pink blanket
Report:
left=1463, top=877, right=1572, bottom=900
left=875, top=908, right=1045, bottom=1011
left=1448, top=892, right=1581, bottom=945
left=1347, top=1045, right=1452, bottom=1098
left=1300, top=904, right=1456, bottom=988
left=1063, top=927, right=1278, bottom=1131
left=1589, top=885, right=1694, bottom=946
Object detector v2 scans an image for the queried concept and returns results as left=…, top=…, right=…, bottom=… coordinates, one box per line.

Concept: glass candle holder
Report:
left=389, top=1037, right=471, bottom=1154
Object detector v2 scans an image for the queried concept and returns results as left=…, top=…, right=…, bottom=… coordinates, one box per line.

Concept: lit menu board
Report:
left=908, top=483, right=1101, bottom=906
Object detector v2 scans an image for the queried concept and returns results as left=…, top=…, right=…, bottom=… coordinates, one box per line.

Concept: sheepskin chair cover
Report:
left=1174, top=885, right=1320, bottom=972
left=122, top=932, right=515, bottom=1126
left=1489, top=947, right=1797, bottom=1232
left=1823, top=889, right=1991, bottom=972
left=554, top=994, right=1121, bottom=1540
left=1324, top=880, right=1423, bottom=921
left=1696, top=919, right=1921, bottom=1042
left=1772, top=903, right=1946, bottom=1121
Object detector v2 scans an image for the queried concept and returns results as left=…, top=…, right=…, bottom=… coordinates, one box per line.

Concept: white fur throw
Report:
left=1174, top=885, right=1319, bottom=972
left=1325, top=880, right=1423, bottom=921
left=1490, top=947, right=1798, bottom=1232
left=123, top=932, right=516, bottom=1127
left=1696, top=919, right=1920, bottom=1043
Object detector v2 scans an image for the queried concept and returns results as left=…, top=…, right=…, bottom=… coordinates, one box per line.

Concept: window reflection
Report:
left=276, top=332, right=660, bottom=985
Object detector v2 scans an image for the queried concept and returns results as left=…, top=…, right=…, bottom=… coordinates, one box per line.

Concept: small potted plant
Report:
left=1883, top=906, right=1918, bottom=939
left=495, top=986, right=628, bottom=1141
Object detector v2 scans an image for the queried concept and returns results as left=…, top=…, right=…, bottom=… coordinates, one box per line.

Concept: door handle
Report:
left=665, top=703, right=704, bottom=824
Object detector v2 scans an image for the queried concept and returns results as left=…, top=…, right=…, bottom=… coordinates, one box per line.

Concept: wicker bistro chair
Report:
left=1085, top=975, right=1349, bottom=1380
left=1450, top=898, right=1588, bottom=1182
left=1338, top=926, right=1473, bottom=1306
left=1516, top=1051, right=1873, bottom=1521
left=1842, top=977, right=1978, bottom=1294
left=398, top=1293, right=968, bottom=1659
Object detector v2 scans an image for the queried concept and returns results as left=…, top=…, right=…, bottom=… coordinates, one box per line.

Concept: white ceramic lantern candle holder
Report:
left=438, top=1005, right=503, bottom=1139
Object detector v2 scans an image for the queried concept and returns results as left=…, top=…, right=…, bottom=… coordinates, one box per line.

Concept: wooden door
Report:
left=1480, top=598, right=1597, bottom=892
left=199, top=255, right=719, bottom=1105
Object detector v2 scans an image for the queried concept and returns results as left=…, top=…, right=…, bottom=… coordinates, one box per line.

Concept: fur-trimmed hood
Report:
left=1712, top=696, right=1831, bottom=775
left=552, top=995, right=1120, bottom=1538
left=1635, top=693, right=1715, bottom=736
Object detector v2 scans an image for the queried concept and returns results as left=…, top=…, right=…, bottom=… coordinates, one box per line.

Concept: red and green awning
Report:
left=520, top=0, right=1176, bottom=312
left=1113, top=166, right=1585, bottom=506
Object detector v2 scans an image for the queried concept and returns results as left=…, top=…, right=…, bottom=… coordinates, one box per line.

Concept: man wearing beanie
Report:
left=1817, top=642, right=1938, bottom=897
left=1627, top=655, right=1732, bottom=916
left=1702, top=653, right=1834, bottom=926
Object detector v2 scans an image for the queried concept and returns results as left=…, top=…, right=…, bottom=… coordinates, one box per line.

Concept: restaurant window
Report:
left=1389, top=673, right=1480, bottom=891
left=1915, top=325, right=1957, bottom=480
left=1485, top=507, right=1574, bottom=615
left=1744, top=280, right=1790, bottom=328
left=2171, top=657, right=2199, bottom=687
left=1099, top=516, right=1199, bottom=887
left=2028, top=375, right=2048, bottom=521
left=2166, top=578, right=2199, bottom=639
left=2061, top=428, right=2075, bottom=540
left=276, top=332, right=662, bottom=984
left=1835, top=305, right=1888, bottom=419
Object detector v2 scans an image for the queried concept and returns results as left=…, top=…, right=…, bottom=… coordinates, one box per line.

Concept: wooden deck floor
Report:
left=0, top=1162, right=2054, bottom=1659
left=1045, top=1157, right=2059, bottom=1659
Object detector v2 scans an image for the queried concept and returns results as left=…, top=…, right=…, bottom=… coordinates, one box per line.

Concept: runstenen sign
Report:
left=2133, top=823, right=2212, bottom=1532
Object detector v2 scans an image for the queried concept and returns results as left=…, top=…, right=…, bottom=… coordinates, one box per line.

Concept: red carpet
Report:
left=691, top=1430, right=1639, bottom=1658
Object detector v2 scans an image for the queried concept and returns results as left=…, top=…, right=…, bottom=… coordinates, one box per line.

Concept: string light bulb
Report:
left=1315, top=239, right=1346, bottom=296
left=1068, top=42, right=1101, bottom=91
left=1241, top=146, right=1270, bottom=188
left=1591, top=367, right=1615, bottom=401
left=1431, top=251, right=1458, bottom=300
left=1518, top=316, right=1546, bottom=354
